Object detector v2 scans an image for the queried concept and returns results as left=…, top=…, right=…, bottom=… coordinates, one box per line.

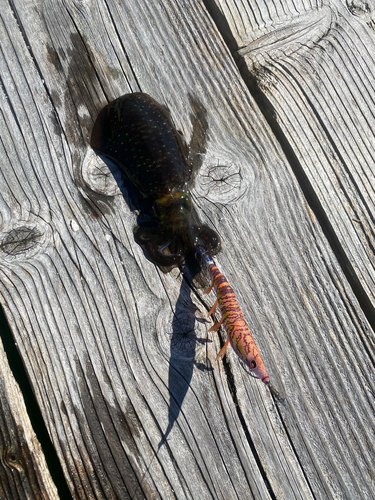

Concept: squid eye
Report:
left=153, top=196, right=169, bottom=220
left=250, top=360, right=257, bottom=369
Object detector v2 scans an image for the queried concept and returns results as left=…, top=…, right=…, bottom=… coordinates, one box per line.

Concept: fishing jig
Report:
left=199, top=250, right=270, bottom=384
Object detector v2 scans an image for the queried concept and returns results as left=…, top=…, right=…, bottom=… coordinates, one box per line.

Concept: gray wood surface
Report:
left=0, top=337, right=59, bottom=499
left=0, top=0, right=374, bottom=499
left=208, top=0, right=375, bottom=307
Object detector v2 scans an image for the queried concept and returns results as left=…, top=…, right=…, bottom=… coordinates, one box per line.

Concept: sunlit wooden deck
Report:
left=1, top=0, right=375, bottom=498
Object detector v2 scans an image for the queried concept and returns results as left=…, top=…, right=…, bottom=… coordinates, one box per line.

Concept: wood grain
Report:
left=0, top=0, right=374, bottom=499
left=0, top=335, right=59, bottom=499
left=207, top=0, right=375, bottom=310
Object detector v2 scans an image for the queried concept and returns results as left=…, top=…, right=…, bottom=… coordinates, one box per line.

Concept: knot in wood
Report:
left=4, top=446, right=24, bottom=472
left=0, top=221, right=51, bottom=261
left=82, top=148, right=121, bottom=196
left=347, top=0, right=375, bottom=19
left=0, top=227, right=42, bottom=256
left=237, top=6, right=333, bottom=71
left=195, top=162, right=246, bottom=204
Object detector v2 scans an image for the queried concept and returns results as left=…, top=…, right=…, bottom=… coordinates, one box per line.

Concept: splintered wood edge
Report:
left=0, top=337, right=59, bottom=500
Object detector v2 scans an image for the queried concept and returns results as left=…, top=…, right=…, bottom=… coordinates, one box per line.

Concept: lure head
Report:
left=247, top=355, right=270, bottom=385
left=232, top=337, right=270, bottom=384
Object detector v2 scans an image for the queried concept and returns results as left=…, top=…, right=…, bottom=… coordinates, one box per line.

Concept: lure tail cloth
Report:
left=197, top=248, right=270, bottom=385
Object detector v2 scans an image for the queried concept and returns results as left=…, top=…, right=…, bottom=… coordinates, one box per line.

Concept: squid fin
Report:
left=216, top=338, right=230, bottom=360
left=208, top=317, right=223, bottom=332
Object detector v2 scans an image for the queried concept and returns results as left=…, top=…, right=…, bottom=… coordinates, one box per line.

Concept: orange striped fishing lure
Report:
left=201, top=252, right=270, bottom=385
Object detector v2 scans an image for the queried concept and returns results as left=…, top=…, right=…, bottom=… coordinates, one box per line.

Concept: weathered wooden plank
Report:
left=0, top=0, right=374, bottom=499
left=205, top=0, right=375, bottom=309
left=203, top=0, right=325, bottom=48
left=0, top=333, right=59, bottom=499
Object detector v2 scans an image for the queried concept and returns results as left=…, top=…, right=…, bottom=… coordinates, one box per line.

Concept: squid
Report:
left=91, top=93, right=220, bottom=269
